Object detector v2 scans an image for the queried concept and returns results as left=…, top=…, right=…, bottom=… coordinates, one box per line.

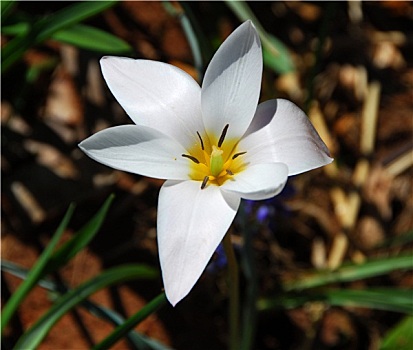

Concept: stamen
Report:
left=201, top=176, right=209, bottom=189
left=196, top=131, right=204, bottom=150
left=232, top=151, right=247, bottom=160
left=218, top=124, right=229, bottom=148
left=226, top=169, right=234, bottom=175
left=182, top=154, right=200, bottom=164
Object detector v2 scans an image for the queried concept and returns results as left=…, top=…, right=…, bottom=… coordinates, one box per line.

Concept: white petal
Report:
left=101, top=57, right=204, bottom=149
left=157, top=180, right=240, bottom=306
left=221, top=163, right=288, bottom=200
left=239, top=99, right=333, bottom=175
left=201, top=21, right=262, bottom=143
left=79, top=125, right=190, bottom=180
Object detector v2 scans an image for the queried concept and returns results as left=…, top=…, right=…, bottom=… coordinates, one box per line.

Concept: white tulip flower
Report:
left=79, top=21, right=332, bottom=306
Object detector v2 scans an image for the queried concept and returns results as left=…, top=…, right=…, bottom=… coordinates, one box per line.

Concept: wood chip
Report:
left=42, top=66, right=83, bottom=126
left=24, top=140, right=79, bottom=179
left=11, top=182, right=46, bottom=224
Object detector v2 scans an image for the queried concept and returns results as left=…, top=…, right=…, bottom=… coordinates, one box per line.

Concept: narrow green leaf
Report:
left=33, top=1, right=117, bottom=43
left=44, top=194, right=114, bottom=275
left=85, top=302, right=173, bottom=350
left=2, top=22, right=131, bottom=54
left=1, top=22, right=29, bottom=36
left=25, top=56, right=59, bottom=84
left=92, top=292, right=167, bottom=350
left=1, top=260, right=171, bottom=349
left=52, top=24, right=132, bottom=53
left=14, top=264, right=158, bottom=349
left=0, top=204, right=75, bottom=332
left=262, top=34, right=295, bottom=75
left=258, top=288, right=413, bottom=314
left=324, top=289, right=413, bottom=314
left=380, top=316, right=413, bottom=350
left=2, top=1, right=117, bottom=72
left=225, top=0, right=295, bottom=74
left=163, top=1, right=203, bottom=80
left=1, top=0, right=15, bottom=20
left=1, top=260, right=56, bottom=290
left=285, top=255, right=413, bottom=291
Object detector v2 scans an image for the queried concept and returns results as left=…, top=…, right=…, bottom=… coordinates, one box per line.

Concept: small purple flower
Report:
left=256, top=205, right=272, bottom=223
left=245, top=183, right=295, bottom=225
left=207, top=243, right=227, bottom=273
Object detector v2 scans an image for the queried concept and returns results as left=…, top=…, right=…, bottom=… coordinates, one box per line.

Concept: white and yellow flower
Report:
left=79, top=21, right=332, bottom=306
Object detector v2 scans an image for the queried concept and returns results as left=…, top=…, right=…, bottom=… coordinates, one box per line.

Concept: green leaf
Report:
left=44, top=194, right=114, bottom=275
left=1, top=0, right=15, bottom=20
left=52, top=24, right=132, bottom=53
left=225, top=0, right=295, bottom=74
left=1, top=260, right=56, bottom=290
left=1, top=22, right=29, bottom=36
left=2, top=22, right=131, bottom=54
left=86, top=302, right=173, bottom=350
left=323, top=288, right=413, bottom=314
left=258, top=288, right=413, bottom=314
left=2, top=1, right=117, bottom=72
left=29, top=1, right=117, bottom=43
left=380, top=316, right=413, bottom=350
left=92, top=292, right=167, bottom=350
left=262, top=34, right=295, bottom=75
left=14, top=264, right=158, bottom=349
left=163, top=1, right=203, bottom=80
left=1, top=260, right=171, bottom=349
left=0, top=204, right=75, bottom=332
left=285, top=254, right=413, bottom=291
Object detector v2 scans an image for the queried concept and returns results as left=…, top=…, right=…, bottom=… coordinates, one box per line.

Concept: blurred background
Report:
left=1, top=1, right=412, bottom=349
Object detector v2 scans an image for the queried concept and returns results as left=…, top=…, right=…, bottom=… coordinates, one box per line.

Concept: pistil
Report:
left=210, top=146, right=224, bottom=177
left=182, top=124, right=247, bottom=189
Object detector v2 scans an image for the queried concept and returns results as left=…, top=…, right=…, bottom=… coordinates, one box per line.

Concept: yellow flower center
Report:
left=182, top=124, right=247, bottom=188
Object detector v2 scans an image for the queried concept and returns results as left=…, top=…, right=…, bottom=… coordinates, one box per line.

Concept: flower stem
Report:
left=223, top=232, right=240, bottom=350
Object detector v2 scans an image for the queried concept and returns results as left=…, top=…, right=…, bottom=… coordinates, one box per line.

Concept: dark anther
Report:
left=182, top=154, right=200, bottom=164
left=232, top=151, right=247, bottom=160
left=196, top=131, right=204, bottom=150
left=201, top=176, right=209, bottom=189
left=226, top=169, right=234, bottom=175
left=218, top=124, right=229, bottom=148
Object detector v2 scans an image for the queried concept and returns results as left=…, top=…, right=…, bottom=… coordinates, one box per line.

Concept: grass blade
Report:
left=1, top=260, right=56, bottom=290
left=2, top=1, right=117, bottom=72
left=2, top=260, right=171, bottom=349
left=92, top=293, right=167, bottom=350
left=380, top=316, right=413, bottom=350
left=85, top=302, right=172, bottom=350
left=259, top=288, right=413, bottom=314
left=14, top=264, right=158, bottom=349
left=52, top=24, right=132, bottom=53
left=1, top=0, right=15, bottom=20
left=1, top=22, right=30, bottom=36
left=0, top=204, right=75, bottom=332
left=324, top=288, right=413, bottom=314
left=163, top=1, right=203, bottom=80
left=225, top=0, right=295, bottom=74
left=3, top=22, right=132, bottom=54
left=44, top=194, right=114, bottom=275
left=285, top=254, right=413, bottom=291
